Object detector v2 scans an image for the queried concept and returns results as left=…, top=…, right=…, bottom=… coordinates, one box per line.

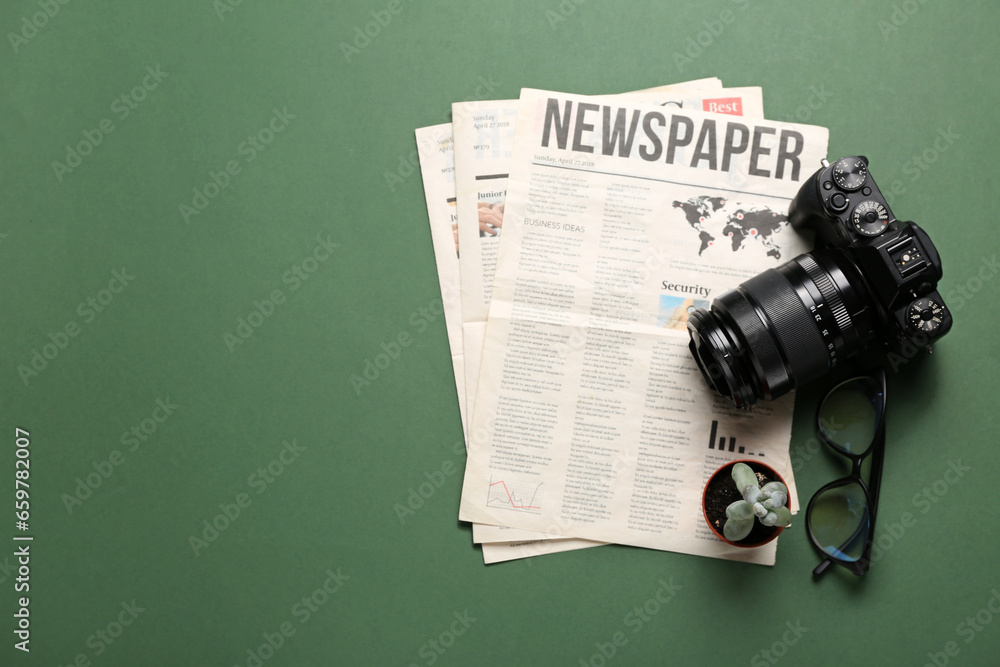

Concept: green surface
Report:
left=2, top=1, right=999, bottom=665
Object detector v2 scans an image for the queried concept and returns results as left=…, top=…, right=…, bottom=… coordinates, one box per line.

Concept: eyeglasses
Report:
left=805, top=368, right=887, bottom=577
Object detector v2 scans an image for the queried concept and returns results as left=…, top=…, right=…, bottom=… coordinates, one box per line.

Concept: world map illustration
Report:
left=673, top=195, right=788, bottom=259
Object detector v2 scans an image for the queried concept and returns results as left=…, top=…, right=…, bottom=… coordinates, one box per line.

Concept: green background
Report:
left=2, top=0, right=998, bottom=665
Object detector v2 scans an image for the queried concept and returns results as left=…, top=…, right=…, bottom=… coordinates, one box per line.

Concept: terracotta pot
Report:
left=702, top=459, right=791, bottom=548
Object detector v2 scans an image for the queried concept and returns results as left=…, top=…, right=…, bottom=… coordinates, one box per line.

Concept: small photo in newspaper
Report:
left=658, top=295, right=710, bottom=331
left=477, top=196, right=504, bottom=238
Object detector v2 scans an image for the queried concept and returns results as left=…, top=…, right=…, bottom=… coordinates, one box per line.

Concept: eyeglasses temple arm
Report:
left=856, top=374, right=888, bottom=573
left=813, top=558, right=833, bottom=577
left=867, top=413, right=887, bottom=523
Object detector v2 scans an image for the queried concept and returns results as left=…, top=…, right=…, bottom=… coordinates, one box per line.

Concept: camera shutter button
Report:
left=828, top=192, right=848, bottom=211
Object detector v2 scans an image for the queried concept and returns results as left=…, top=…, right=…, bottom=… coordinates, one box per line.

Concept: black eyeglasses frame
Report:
left=806, top=367, right=887, bottom=578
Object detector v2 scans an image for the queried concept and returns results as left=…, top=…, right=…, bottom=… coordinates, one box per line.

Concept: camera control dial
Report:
left=851, top=200, right=890, bottom=237
left=832, top=157, right=868, bottom=191
left=907, top=298, right=947, bottom=334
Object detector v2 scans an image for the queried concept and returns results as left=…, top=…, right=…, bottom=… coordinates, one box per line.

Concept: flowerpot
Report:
left=702, top=459, right=792, bottom=548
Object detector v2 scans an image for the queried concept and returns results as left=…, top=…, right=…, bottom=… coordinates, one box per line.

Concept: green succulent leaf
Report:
left=760, top=482, right=788, bottom=509
left=723, top=501, right=754, bottom=541
left=724, top=516, right=754, bottom=541
left=731, top=463, right=760, bottom=503
left=773, top=506, right=793, bottom=527
left=759, top=506, right=793, bottom=528
left=726, top=500, right=754, bottom=521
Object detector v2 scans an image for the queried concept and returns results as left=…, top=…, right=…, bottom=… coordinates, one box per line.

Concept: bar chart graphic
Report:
left=707, top=420, right=764, bottom=457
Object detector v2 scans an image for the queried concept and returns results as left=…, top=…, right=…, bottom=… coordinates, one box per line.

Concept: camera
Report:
left=687, top=156, right=952, bottom=409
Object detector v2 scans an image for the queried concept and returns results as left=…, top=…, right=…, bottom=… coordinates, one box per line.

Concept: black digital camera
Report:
left=687, top=156, right=952, bottom=409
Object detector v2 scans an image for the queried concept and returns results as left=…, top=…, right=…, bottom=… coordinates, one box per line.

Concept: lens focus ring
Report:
left=741, top=269, right=829, bottom=385
left=797, top=254, right=853, bottom=339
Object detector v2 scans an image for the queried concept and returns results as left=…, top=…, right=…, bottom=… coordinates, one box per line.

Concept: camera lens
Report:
left=687, top=250, right=873, bottom=409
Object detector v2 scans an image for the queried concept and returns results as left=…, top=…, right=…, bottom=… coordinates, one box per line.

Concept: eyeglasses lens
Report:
left=810, top=481, right=870, bottom=561
left=818, top=376, right=883, bottom=456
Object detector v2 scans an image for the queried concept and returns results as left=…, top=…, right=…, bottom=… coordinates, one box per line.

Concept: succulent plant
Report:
left=723, top=462, right=793, bottom=542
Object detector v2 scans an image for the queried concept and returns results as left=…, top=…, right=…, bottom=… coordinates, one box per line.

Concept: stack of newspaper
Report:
left=415, top=78, right=829, bottom=565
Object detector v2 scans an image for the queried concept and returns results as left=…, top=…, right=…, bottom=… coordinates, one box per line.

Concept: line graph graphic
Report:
left=486, top=474, right=543, bottom=513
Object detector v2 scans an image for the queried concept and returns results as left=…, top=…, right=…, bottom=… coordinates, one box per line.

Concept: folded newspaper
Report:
left=416, top=78, right=829, bottom=566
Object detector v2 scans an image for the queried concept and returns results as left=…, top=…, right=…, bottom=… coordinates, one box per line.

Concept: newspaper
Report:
left=451, top=86, right=769, bottom=552
left=458, top=88, right=828, bottom=565
left=449, top=85, right=771, bottom=559
left=420, top=83, right=800, bottom=564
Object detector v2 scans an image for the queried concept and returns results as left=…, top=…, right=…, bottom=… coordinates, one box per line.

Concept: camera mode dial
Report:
left=906, top=297, right=947, bottom=334
left=832, top=157, right=868, bottom=191
left=851, top=200, right=890, bottom=237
